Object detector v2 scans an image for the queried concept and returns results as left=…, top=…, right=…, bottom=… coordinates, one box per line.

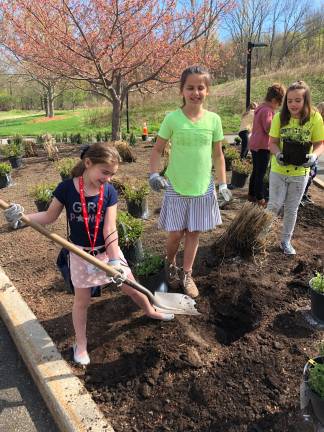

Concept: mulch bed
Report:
left=0, top=142, right=323, bottom=432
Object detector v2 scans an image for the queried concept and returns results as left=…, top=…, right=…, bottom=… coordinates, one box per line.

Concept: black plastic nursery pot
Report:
left=126, top=198, right=149, bottom=220
left=303, top=356, right=324, bottom=426
left=34, top=200, right=51, bottom=212
left=138, top=268, right=168, bottom=293
left=0, top=174, right=11, bottom=189
left=122, top=239, right=144, bottom=266
left=309, top=278, right=324, bottom=322
left=8, top=156, right=23, bottom=169
left=230, top=170, right=249, bottom=188
left=142, top=134, right=148, bottom=141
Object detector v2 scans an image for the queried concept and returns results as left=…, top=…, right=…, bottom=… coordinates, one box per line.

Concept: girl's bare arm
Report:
left=212, top=141, right=227, bottom=184
left=149, top=136, right=168, bottom=174
left=27, top=197, right=64, bottom=225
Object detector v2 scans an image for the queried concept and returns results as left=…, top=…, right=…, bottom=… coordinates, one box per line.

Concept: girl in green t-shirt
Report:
left=268, top=80, right=324, bottom=255
left=149, top=65, right=232, bottom=298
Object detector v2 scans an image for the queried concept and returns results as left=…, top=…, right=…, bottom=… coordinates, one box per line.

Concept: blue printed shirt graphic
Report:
left=53, top=179, right=118, bottom=247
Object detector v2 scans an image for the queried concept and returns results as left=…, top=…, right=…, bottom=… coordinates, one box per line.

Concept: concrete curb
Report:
left=0, top=267, right=114, bottom=432
left=314, top=177, right=324, bottom=189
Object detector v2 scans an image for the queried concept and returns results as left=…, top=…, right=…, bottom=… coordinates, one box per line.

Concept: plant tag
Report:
left=300, top=381, right=311, bottom=410
left=86, top=263, right=101, bottom=275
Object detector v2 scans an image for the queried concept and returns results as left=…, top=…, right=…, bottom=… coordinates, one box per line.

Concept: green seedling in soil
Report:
left=311, top=272, right=324, bottom=294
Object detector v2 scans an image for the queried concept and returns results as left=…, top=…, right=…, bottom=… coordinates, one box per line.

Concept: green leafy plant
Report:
left=309, top=359, right=324, bottom=399
left=234, top=136, right=242, bottom=145
left=310, top=272, right=324, bottom=294
left=0, top=162, right=12, bottom=175
left=123, top=182, right=149, bottom=204
left=232, top=158, right=252, bottom=175
left=223, top=145, right=240, bottom=161
left=134, top=253, right=164, bottom=278
left=1, top=141, right=24, bottom=157
left=55, top=158, right=77, bottom=178
left=117, top=211, right=144, bottom=247
left=30, top=182, right=57, bottom=203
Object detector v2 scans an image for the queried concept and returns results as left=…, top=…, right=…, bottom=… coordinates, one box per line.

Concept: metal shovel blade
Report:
left=154, top=292, right=201, bottom=315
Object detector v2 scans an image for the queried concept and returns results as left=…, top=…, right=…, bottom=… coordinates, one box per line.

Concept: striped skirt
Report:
left=159, top=178, right=222, bottom=232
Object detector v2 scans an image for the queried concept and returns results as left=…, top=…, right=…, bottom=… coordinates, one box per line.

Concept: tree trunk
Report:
left=44, top=94, right=49, bottom=117
left=47, top=86, right=54, bottom=118
left=111, top=97, right=122, bottom=141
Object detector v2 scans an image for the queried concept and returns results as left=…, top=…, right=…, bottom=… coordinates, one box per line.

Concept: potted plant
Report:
left=55, top=158, right=77, bottom=181
left=223, top=146, right=240, bottom=171
left=230, top=158, right=252, bottom=188
left=234, top=136, right=242, bottom=146
left=30, top=182, right=57, bottom=211
left=1, top=136, right=24, bottom=168
left=0, top=162, right=12, bottom=189
left=123, top=182, right=149, bottom=219
left=134, top=253, right=167, bottom=293
left=117, top=211, right=144, bottom=265
left=303, top=343, right=324, bottom=426
left=309, top=272, right=324, bottom=322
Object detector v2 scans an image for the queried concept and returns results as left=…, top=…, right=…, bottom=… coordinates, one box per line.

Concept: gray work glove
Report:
left=108, top=259, right=127, bottom=286
left=302, top=153, right=317, bottom=168
left=219, top=183, right=232, bottom=202
left=149, top=173, right=168, bottom=192
left=275, top=152, right=284, bottom=166
left=4, top=203, right=24, bottom=229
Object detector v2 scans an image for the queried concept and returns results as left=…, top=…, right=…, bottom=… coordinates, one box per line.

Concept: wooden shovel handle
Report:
left=0, top=198, right=156, bottom=303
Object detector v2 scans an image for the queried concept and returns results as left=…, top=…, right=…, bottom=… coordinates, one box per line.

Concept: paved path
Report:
left=0, top=319, right=58, bottom=432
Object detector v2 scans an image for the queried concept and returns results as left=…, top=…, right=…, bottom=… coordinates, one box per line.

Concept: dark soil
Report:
left=0, top=143, right=324, bottom=432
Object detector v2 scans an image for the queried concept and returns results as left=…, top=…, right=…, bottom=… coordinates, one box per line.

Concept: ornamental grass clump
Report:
left=214, top=202, right=276, bottom=259
left=309, top=359, right=324, bottom=399
left=55, top=158, right=77, bottom=179
left=114, top=140, right=136, bottom=162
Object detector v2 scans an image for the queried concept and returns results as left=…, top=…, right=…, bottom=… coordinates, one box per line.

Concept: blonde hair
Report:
left=71, top=142, right=121, bottom=177
left=317, top=102, right=324, bottom=119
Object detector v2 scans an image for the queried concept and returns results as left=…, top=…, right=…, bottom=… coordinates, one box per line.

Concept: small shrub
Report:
left=232, top=158, right=252, bottom=175
left=1, top=142, right=24, bottom=157
left=62, top=132, right=68, bottom=143
left=234, top=136, right=242, bottom=145
left=0, top=162, right=12, bottom=175
left=96, top=131, right=103, bottom=142
left=30, top=182, right=57, bottom=203
left=123, top=182, right=149, bottom=204
left=117, top=211, right=144, bottom=247
left=55, top=158, right=77, bottom=178
left=310, top=272, right=324, bottom=294
left=134, top=253, right=164, bottom=278
left=121, top=132, right=127, bottom=141
left=223, top=146, right=240, bottom=161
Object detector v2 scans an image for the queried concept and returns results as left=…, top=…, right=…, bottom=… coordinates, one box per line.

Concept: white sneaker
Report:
left=280, top=241, right=296, bottom=255
left=73, top=344, right=90, bottom=365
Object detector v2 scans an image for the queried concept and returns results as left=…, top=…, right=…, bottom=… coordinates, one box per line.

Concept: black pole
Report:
left=126, top=91, right=130, bottom=134
left=246, top=42, right=253, bottom=110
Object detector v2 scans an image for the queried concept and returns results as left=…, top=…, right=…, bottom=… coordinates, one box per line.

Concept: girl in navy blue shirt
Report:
left=5, top=142, right=174, bottom=366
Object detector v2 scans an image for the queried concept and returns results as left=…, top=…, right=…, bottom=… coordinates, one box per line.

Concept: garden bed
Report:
left=0, top=143, right=324, bottom=432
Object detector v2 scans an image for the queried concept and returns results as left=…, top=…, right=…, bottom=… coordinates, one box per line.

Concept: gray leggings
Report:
left=267, top=171, right=308, bottom=242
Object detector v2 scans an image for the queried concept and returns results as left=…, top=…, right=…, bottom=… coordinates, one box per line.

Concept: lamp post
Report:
left=246, top=41, right=268, bottom=110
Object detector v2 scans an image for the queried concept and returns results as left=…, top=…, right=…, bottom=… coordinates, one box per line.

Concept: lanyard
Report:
left=79, top=176, right=104, bottom=253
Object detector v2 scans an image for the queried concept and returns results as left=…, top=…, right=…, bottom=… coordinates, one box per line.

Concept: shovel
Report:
left=0, top=199, right=200, bottom=315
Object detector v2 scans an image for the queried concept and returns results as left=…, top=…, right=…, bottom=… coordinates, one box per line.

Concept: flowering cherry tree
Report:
left=0, top=0, right=234, bottom=139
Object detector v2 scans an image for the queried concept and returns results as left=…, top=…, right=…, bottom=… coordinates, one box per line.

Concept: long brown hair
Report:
left=71, top=142, right=121, bottom=177
left=280, top=81, right=311, bottom=127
